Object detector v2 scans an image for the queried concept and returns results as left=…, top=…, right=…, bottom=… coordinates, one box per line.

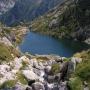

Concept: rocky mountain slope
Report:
left=0, top=23, right=90, bottom=90
left=0, top=0, right=64, bottom=26
left=0, top=0, right=16, bottom=15
left=31, top=0, right=90, bottom=44
left=0, top=0, right=90, bottom=90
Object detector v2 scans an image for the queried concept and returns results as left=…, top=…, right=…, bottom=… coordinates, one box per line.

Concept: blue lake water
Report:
left=19, top=32, right=90, bottom=57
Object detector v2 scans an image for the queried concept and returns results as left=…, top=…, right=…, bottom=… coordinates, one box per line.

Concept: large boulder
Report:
left=44, top=66, right=51, bottom=75
left=58, top=81, right=68, bottom=90
left=0, top=37, right=12, bottom=46
left=49, top=19, right=59, bottom=29
left=0, top=0, right=16, bottom=15
left=12, top=57, right=22, bottom=70
left=26, top=86, right=33, bottom=90
left=12, top=56, right=31, bottom=70
left=33, top=68, right=45, bottom=77
left=70, top=57, right=82, bottom=72
left=44, top=83, right=52, bottom=90
left=0, top=65, right=15, bottom=85
left=71, top=57, right=82, bottom=64
left=32, top=82, right=45, bottom=90
left=47, top=75, right=55, bottom=83
left=22, top=70, right=38, bottom=81
left=32, top=59, right=44, bottom=70
left=12, top=83, right=26, bottom=90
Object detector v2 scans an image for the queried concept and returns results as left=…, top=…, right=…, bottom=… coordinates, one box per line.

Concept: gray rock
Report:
left=60, top=62, right=69, bottom=80
left=67, top=61, right=75, bottom=74
left=49, top=19, right=59, bottom=29
left=13, top=84, right=26, bottom=90
left=72, top=57, right=82, bottom=64
left=26, top=86, right=33, bottom=90
left=0, top=0, right=16, bottom=15
left=84, top=87, right=89, bottom=90
left=32, top=82, right=45, bottom=90
left=44, top=66, right=51, bottom=74
left=59, top=81, right=68, bottom=90
left=47, top=75, right=55, bottom=83
left=22, top=70, right=38, bottom=81
left=33, top=68, right=41, bottom=76
left=84, top=81, right=89, bottom=90
left=33, top=68, right=45, bottom=77
left=33, top=60, right=43, bottom=70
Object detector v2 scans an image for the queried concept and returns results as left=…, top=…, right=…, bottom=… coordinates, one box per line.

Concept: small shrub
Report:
left=20, top=61, right=28, bottom=70
left=51, top=63, right=60, bottom=75
left=17, top=72, right=28, bottom=85
left=68, top=77, right=83, bottom=90
left=0, top=44, right=13, bottom=63
left=75, top=60, right=90, bottom=81
left=63, top=58, right=70, bottom=62
left=0, top=80, right=16, bottom=89
left=36, top=56, right=49, bottom=62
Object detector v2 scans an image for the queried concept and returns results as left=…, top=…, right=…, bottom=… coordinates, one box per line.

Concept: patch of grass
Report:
left=9, top=46, right=21, bottom=57
left=16, top=72, right=28, bottom=85
left=74, top=50, right=90, bottom=60
left=51, top=63, right=60, bottom=75
left=0, top=80, right=16, bottom=89
left=68, top=77, right=83, bottom=90
left=75, top=60, right=90, bottom=81
left=70, top=50, right=90, bottom=89
left=36, top=56, right=49, bottom=62
left=0, top=44, right=13, bottom=64
left=20, top=61, right=28, bottom=70
left=63, top=58, right=70, bottom=62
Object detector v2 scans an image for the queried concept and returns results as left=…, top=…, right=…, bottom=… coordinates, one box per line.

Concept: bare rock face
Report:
left=0, top=0, right=64, bottom=25
left=12, top=83, right=27, bottom=90
left=32, top=82, right=45, bottom=90
left=0, top=0, right=16, bottom=15
left=22, top=70, right=39, bottom=81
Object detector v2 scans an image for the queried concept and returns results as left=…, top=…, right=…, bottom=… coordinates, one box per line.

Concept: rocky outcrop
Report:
left=31, top=0, right=90, bottom=44
left=32, top=82, right=45, bottom=90
left=0, top=22, right=89, bottom=90
left=0, top=37, right=12, bottom=46
left=0, top=53, right=84, bottom=90
left=0, top=0, right=65, bottom=25
left=0, top=0, right=16, bottom=15
left=22, top=70, right=39, bottom=81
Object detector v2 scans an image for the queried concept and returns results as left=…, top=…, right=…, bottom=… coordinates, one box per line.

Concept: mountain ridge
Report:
left=0, top=0, right=17, bottom=15
left=31, top=0, right=90, bottom=44
left=0, top=0, right=64, bottom=26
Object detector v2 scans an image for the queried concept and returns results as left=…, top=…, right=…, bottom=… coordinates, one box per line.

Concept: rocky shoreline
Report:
left=0, top=25, right=90, bottom=90
left=0, top=51, right=84, bottom=90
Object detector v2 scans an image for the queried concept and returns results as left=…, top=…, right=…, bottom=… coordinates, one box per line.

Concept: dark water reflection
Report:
left=19, top=32, right=90, bottom=57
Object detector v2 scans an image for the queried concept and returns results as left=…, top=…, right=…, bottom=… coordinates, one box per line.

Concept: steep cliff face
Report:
left=0, top=0, right=64, bottom=25
left=31, top=0, right=90, bottom=44
left=0, top=0, right=16, bottom=15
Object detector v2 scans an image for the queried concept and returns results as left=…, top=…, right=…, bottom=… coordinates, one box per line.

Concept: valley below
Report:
left=0, top=24, right=89, bottom=90
left=0, top=0, right=90, bottom=90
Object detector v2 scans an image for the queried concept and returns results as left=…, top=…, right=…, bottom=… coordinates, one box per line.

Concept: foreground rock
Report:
left=32, top=82, right=45, bottom=90
left=0, top=54, right=85, bottom=90
left=22, top=70, right=39, bottom=81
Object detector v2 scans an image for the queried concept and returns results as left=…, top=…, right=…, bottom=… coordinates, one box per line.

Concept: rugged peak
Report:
left=0, top=0, right=64, bottom=25
left=0, top=0, right=17, bottom=15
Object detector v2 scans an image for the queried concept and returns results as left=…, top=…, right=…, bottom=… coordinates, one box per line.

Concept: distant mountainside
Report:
left=0, top=0, right=64, bottom=25
left=0, top=0, right=16, bottom=15
left=31, top=0, right=90, bottom=44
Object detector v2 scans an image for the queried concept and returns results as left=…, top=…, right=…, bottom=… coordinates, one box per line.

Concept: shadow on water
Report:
left=19, top=32, right=90, bottom=57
